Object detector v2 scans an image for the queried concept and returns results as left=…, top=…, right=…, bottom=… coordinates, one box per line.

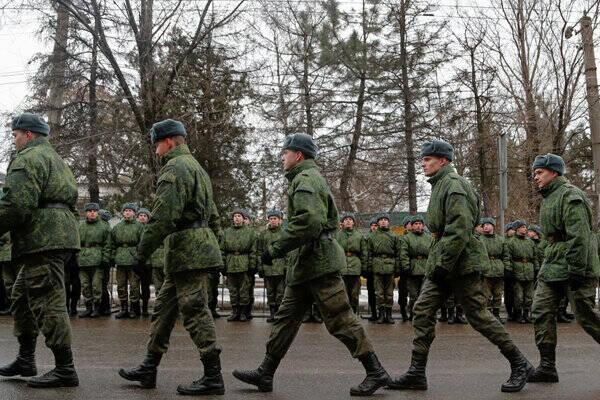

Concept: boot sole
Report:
left=349, top=376, right=392, bottom=396
left=176, top=387, right=225, bottom=395
left=501, top=364, right=535, bottom=393
left=232, top=371, right=272, bottom=392
left=0, top=370, right=37, bottom=377
left=386, top=383, right=427, bottom=390
left=118, top=369, right=156, bottom=388
left=27, top=379, right=79, bottom=388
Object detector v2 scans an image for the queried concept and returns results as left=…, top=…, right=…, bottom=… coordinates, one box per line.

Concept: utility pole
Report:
left=498, top=132, right=508, bottom=235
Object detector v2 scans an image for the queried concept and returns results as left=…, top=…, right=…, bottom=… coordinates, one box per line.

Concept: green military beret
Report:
left=528, top=225, right=542, bottom=237
left=11, top=113, right=50, bottom=136
left=267, top=210, right=283, bottom=219
left=150, top=119, right=186, bottom=144
left=420, top=139, right=454, bottom=162
left=84, top=203, right=99, bottom=212
left=412, top=215, right=424, bottom=224
left=121, top=202, right=138, bottom=213
left=370, top=217, right=378, bottom=225
left=532, top=153, right=565, bottom=176
left=137, top=208, right=151, bottom=218
left=282, top=133, right=318, bottom=159
left=512, top=219, right=527, bottom=230
left=341, top=212, right=355, bottom=222
left=377, top=213, right=390, bottom=223
left=481, top=217, right=496, bottom=227
left=99, top=209, right=111, bottom=222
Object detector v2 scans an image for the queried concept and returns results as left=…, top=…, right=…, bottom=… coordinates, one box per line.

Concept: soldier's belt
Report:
left=548, top=234, right=566, bottom=244
left=83, top=243, right=99, bottom=248
left=489, top=256, right=496, bottom=260
left=416, top=255, right=424, bottom=260
left=346, top=252, right=357, bottom=257
left=231, top=252, right=249, bottom=256
left=39, top=202, right=70, bottom=210
left=176, top=220, right=209, bottom=231
left=378, top=254, right=392, bottom=259
left=120, top=244, right=136, bottom=248
left=513, top=258, right=530, bottom=263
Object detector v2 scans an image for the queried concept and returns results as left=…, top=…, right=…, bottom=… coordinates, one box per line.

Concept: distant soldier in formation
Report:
left=504, top=221, right=516, bottom=321
left=243, top=210, right=257, bottom=319
left=480, top=218, right=506, bottom=323
left=364, top=217, right=379, bottom=322
left=233, top=133, right=391, bottom=396
left=397, top=216, right=412, bottom=322
left=529, top=153, right=600, bottom=384
left=334, top=212, right=367, bottom=314
left=0, top=190, right=12, bottom=316
left=98, top=209, right=112, bottom=315
left=258, top=210, right=287, bottom=322
left=389, top=140, right=533, bottom=393
left=137, top=208, right=153, bottom=317
left=400, top=215, right=431, bottom=321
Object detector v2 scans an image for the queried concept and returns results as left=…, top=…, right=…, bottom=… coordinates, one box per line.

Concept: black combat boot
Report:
left=447, top=307, right=456, bottom=324
left=232, top=353, right=280, bottom=392
left=78, top=302, right=93, bottom=318
left=27, top=347, right=79, bottom=388
left=387, top=350, right=428, bottom=390
left=302, top=308, right=312, bottom=323
left=0, top=335, right=37, bottom=377
left=500, top=346, right=534, bottom=392
left=455, top=307, right=468, bottom=324
left=247, top=303, right=254, bottom=320
left=118, top=351, right=162, bottom=388
left=400, top=305, right=409, bottom=322
left=493, top=308, right=505, bottom=324
left=385, top=307, right=395, bottom=324
left=211, top=306, right=221, bottom=319
left=115, top=301, right=129, bottom=319
left=177, top=353, right=225, bottom=395
left=350, top=352, right=391, bottom=396
left=312, top=306, right=323, bottom=324
left=376, top=307, right=386, bottom=324
left=227, top=306, right=240, bottom=322
left=516, top=308, right=526, bottom=324
left=141, top=300, right=150, bottom=317
left=556, top=307, right=571, bottom=323
left=69, top=298, right=78, bottom=316
left=522, top=308, right=532, bottom=323
left=239, top=305, right=248, bottom=322
left=506, top=306, right=514, bottom=322
left=266, top=305, right=276, bottom=323
left=368, top=304, right=378, bottom=322
left=527, top=345, right=558, bottom=383
left=129, top=302, right=140, bottom=318
left=438, top=307, right=448, bottom=322
left=90, top=302, right=101, bottom=318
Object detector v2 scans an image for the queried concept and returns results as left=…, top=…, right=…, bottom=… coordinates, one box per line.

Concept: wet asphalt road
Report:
left=0, top=313, right=599, bottom=400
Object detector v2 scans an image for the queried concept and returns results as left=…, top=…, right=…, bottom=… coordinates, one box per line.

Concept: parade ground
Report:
left=0, top=314, right=599, bottom=400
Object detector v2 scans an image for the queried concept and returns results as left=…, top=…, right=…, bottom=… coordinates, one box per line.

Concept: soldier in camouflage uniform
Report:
left=233, top=133, right=390, bottom=396
left=504, top=222, right=516, bottom=321
left=400, top=215, right=431, bottom=321
left=77, top=202, right=111, bottom=318
left=111, top=203, right=144, bottom=318
left=137, top=208, right=153, bottom=317
left=397, top=216, right=412, bottom=322
left=368, top=213, right=401, bottom=324
left=118, top=119, right=225, bottom=395
left=0, top=197, right=12, bottom=316
left=480, top=218, right=505, bottom=323
left=0, top=113, right=80, bottom=388
left=504, top=220, right=538, bottom=324
left=526, top=154, right=600, bottom=383
left=220, top=210, right=258, bottom=322
left=243, top=210, right=258, bottom=319
left=389, top=140, right=532, bottom=393
left=258, top=210, right=287, bottom=322
left=365, top=218, right=379, bottom=321
left=98, top=209, right=112, bottom=315
left=334, top=212, right=367, bottom=314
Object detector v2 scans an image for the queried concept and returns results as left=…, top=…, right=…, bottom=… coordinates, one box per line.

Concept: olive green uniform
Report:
left=334, top=227, right=367, bottom=308
left=138, top=144, right=223, bottom=359
left=78, top=218, right=111, bottom=306
left=0, top=233, right=16, bottom=308
left=265, top=159, right=373, bottom=359
left=481, top=233, right=505, bottom=309
left=258, top=226, right=287, bottom=308
left=111, top=219, right=144, bottom=303
left=220, top=225, right=257, bottom=308
left=367, top=227, right=400, bottom=309
left=532, top=176, right=600, bottom=349
left=504, top=234, right=538, bottom=310
left=399, top=231, right=431, bottom=315
left=150, top=243, right=166, bottom=293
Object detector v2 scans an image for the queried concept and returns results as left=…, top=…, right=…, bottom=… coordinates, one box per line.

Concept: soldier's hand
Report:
left=568, top=273, right=586, bottom=291
left=430, top=266, right=448, bottom=286
left=262, top=248, right=274, bottom=266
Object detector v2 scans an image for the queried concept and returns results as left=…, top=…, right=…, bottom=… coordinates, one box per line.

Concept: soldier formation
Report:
left=0, top=113, right=599, bottom=396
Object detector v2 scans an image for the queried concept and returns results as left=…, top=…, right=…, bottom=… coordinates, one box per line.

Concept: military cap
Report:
left=11, top=113, right=50, bottom=136
left=532, top=153, right=565, bottom=176
left=420, top=139, right=454, bottom=162
left=411, top=215, right=424, bottom=224
left=282, top=133, right=318, bottom=159
left=99, top=209, right=111, bottom=222
left=512, top=219, right=527, bottom=230
left=528, top=224, right=542, bottom=237
left=84, top=203, right=99, bottom=212
left=137, top=208, right=151, bottom=218
left=341, top=212, right=355, bottom=222
left=481, top=217, right=496, bottom=227
left=232, top=209, right=245, bottom=218
left=243, top=210, right=253, bottom=220
left=267, top=210, right=283, bottom=219
left=402, top=216, right=412, bottom=227
left=150, top=119, right=186, bottom=144
left=377, top=213, right=391, bottom=223
left=121, top=202, right=138, bottom=213
left=505, top=222, right=514, bottom=232
left=369, top=217, right=378, bottom=225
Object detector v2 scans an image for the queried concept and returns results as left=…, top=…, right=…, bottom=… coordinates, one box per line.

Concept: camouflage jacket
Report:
left=400, top=231, right=432, bottom=276
left=367, top=227, right=400, bottom=275
left=258, top=226, right=286, bottom=276
left=334, top=227, right=367, bottom=275
left=268, top=159, right=345, bottom=286
left=532, top=238, right=546, bottom=272
left=150, top=245, right=166, bottom=270
left=111, top=218, right=143, bottom=266
left=0, top=232, right=10, bottom=263
left=481, top=233, right=505, bottom=278
left=539, top=176, right=600, bottom=282
left=425, top=164, right=488, bottom=278
left=78, top=218, right=111, bottom=267
left=0, top=137, right=79, bottom=258
left=503, top=234, right=538, bottom=281
left=137, top=144, right=223, bottom=274
left=220, top=225, right=258, bottom=274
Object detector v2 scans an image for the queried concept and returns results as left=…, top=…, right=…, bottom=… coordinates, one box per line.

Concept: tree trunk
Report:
left=87, top=19, right=100, bottom=203
left=47, top=0, right=70, bottom=130
left=302, top=34, right=314, bottom=136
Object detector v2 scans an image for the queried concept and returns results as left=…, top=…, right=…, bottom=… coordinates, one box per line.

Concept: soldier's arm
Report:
left=138, top=167, right=184, bottom=261
left=218, top=230, right=227, bottom=271
left=256, top=233, right=264, bottom=274
left=437, top=192, right=472, bottom=273
left=531, top=241, right=540, bottom=273
left=563, top=198, right=591, bottom=276
left=366, top=236, right=373, bottom=272
left=359, top=235, right=368, bottom=275
left=102, top=225, right=112, bottom=265
left=503, top=241, right=512, bottom=273
left=249, top=231, right=258, bottom=272
left=399, top=235, right=410, bottom=275
left=207, top=199, right=220, bottom=237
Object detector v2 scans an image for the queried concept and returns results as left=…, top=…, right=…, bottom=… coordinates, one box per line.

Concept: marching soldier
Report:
left=388, top=140, right=533, bottom=393
left=528, top=153, right=600, bottom=383
left=480, top=218, right=506, bottom=323
left=98, top=209, right=112, bottom=315
left=258, top=210, right=287, bottom=322
left=137, top=208, right=153, bottom=317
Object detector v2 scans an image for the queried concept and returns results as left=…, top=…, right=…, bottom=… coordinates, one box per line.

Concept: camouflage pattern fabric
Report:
left=406, top=275, right=425, bottom=314
left=374, top=274, right=394, bottom=308
left=367, top=227, right=400, bottom=275
left=220, top=225, right=258, bottom=274
left=265, top=275, right=286, bottom=307
left=400, top=231, right=431, bottom=276
left=78, top=218, right=111, bottom=267
left=334, top=228, right=367, bottom=276
left=110, top=219, right=143, bottom=266
left=503, top=234, right=538, bottom=281
left=2, top=262, right=19, bottom=300
left=79, top=267, right=104, bottom=304
left=152, top=268, right=165, bottom=294
left=116, top=268, right=140, bottom=303
left=484, top=277, right=504, bottom=309
left=342, top=275, right=361, bottom=307
left=0, top=232, right=11, bottom=263
left=481, top=233, right=505, bottom=278
left=227, top=272, right=250, bottom=306
left=257, top=226, right=287, bottom=277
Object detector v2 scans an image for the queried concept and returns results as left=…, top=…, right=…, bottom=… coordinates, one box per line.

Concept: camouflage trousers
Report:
left=397, top=276, right=408, bottom=308
left=207, top=272, right=220, bottom=311
left=412, top=274, right=515, bottom=355
left=484, top=277, right=504, bottom=309
left=147, top=270, right=221, bottom=360
left=374, top=273, right=394, bottom=308
left=12, top=251, right=73, bottom=349
left=116, top=266, right=140, bottom=303
left=406, top=275, right=425, bottom=314
left=504, top=279, right=515, bottom=311
left=152, top=267, right=165, bottom=294
left=265, top=275, right=285, bottom=307
left=513, top=280, right=534, bottom=309
left=227, top=272, right=249, bottom=306
left=248, top=272, right=256, bottom=307
left=2, top=261, right=20, bottom=301
left=532, top=279, right=600, bottom=349
left=79, top=266, right=104, bottom=304
left=266, top=273, right=374, bottom=359
left=342, top=275, right=361, bottom=308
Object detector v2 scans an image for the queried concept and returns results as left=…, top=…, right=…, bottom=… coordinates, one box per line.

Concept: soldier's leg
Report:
left=483, top=277, right=493, bottom=308
left=147, top=274, right=179, bottom=354
left=366, top=272, right=377, bottom=319
left=239, top=272, right=250, bottom=307
left=407, top=276, right=419, bottom=315
left=100, top=266, right=110, bottom=314
left=116, top=267, right=128, bottom=303
left=398, top=275, right=408, bottom=319
left=11, top=259, right=40, bottom=340
left=92, top=267, right=104, bottom=306
left=265, top=277, right=276, bottom=307
left=227, top=273, right=240, bottom=308
left=567, top=278, right=600, bottom=344
left=79, top=268, right=93, bottom=306
left=0, top=263, right=7, bottom=311
left=152, top=268, right=165, bottom=294
left=208, top=271, right=219, bottom=313
left=492, top=278, right=504, bottom=309
left=411, top=279, right=447, bottom=354
left=275, top=276, right=285, bottom=306
left=349, top=276, right=361, bottom=309
left=373, top=274, right=385, bottom=321
left=129, top=269, right=141, bottom=304
left=532, top=281, right=560, bottom=348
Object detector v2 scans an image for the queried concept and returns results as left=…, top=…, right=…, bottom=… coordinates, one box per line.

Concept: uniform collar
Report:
left=86, top=218, right=99, bottom=224
left=18, top=136, right=50, bottom=153
left=233, top=224, right=244, bottom=230
left=162, top=144, right=191, bottom=164
left=268, top=225, right=281, bottom=232
left=284, top=159, right=317, bottom=183
left=427, top=164, right=454, bottom=186
left=343, top=227, right=354, bottom=233
left=540, top=175, right=568, bottom=198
